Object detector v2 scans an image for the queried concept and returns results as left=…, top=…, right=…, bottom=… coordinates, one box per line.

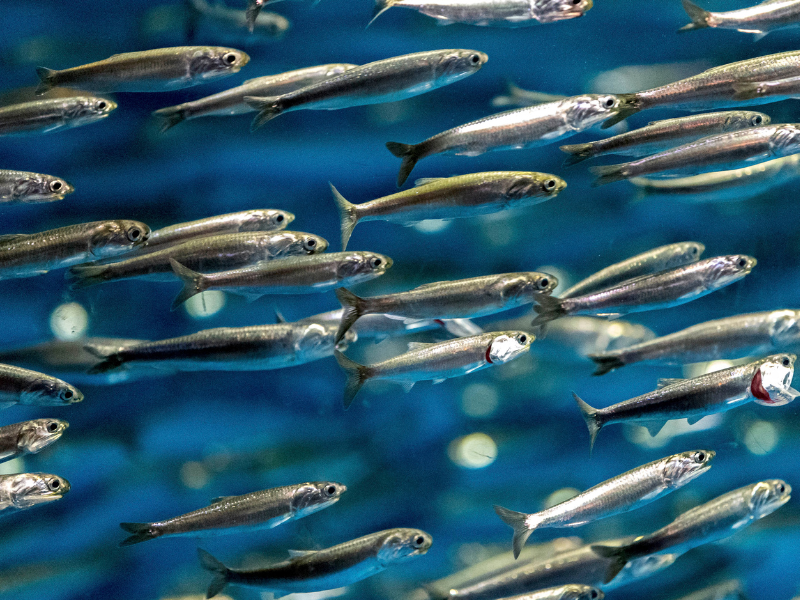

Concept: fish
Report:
left=477, top=586, right=603, bottom=600
left=334, top=271, right=557, bottom=342
left=590, top=479, right=792, bottom=583
left=370, top=0, right=592, bottom=27
left=334, top=331, right=532, bottom=408
left=560, top=111, right=770, bottom=166
left=733, top=75, right=800, bottom=101
left=246, top=0, right=271, bottom=32
left=0, top=364, right=83, bottom=409
left=67, top=231, right=327, bottom=289
left=494, top=450, right=714, bottom=558
left=169, top=251, right=391, bottom=310
left=560, top=242, right=705, bottom=299
left=573, top=354, right=798, bottom=450
left=532, top=255, right=756, bottom=326
left=152, top=64, right=356, bottom=131
left=35, top=46, right=250, bottom=94
left=186, top=0, right=290, bottom=40
left=668, top=580, right=748, bottom=600
left=589, top=310, right=800, bottom=375
left=590, top=125, right=800, bottom=186
left=0, top=96, right=116, bottom=136
left=679, top=0, right=800, bottom=38
left=386, top=94, right=624, bottom=186
left=491, top=82, right=567, bottom=108
left=0, top=419, right=68, bottom=464
left=200, top=527, right=432, bottom=597
left=0, top=473, right=70, bottom=516
left=120, top=481, right=346, bottom=545
left=0, top=219, right=150, bottom=279
left=331, top=172, right=565, bottom=249
left=245, top=49, right=488, bottom=130
left=0, top=170, right=74, bottom=204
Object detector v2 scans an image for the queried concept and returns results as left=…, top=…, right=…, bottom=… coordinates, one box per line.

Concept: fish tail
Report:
left=119, top=522, right=159, bottom=546
left=589, top=163, right=629, bottom=187
left=245, top=0, right=263, bottom=33
left=732, top=82, right=761, bottom=101
left=84, top=342, right=126, bottom=374
left=334, top=349, right=372, bottom=410
left=531, top=294, right=566, bottom=326
left=559, top=142, right=595, bottom=166
left=590, top=544, right=630, bottom=584
left=588, top=353, right=625, bottom=376
left=334, top=287, right=368, bottom=344
left=170, top=258, right=208, bottom=311
left=601, top=93, right=641, bottom=129
left=572, top=392, right=602, bottom=453
left=198, top=548, right=231, bottom=599
left=493, top=505, right=534, bottom=559
left=385, top=141, right=422, bottom=187
left=678, top=0, right=711, bottom=32
left=152, top=106, right=188, bottom=133
left=244, top=96, right=283, bottom=131
left=35, top=67, right=57, bottom=95
left=66, top=264, right=109, bottom=290
left=330, top=183, right=359, bottom=250
left=368, top=0, right=398, bottom=27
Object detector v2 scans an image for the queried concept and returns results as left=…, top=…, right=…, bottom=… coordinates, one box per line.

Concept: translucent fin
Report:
left=288, top=549, right=319, bottom=557
left=414, top=177, right=445, bottom=186
left=198, top=549, right=230, bottom=598
left=493, top=505, right=534, bottom=559
left=334, top=350, right=371, bottom=409
left=678, top=0, right=711, bottom=32
left=572, top=392, right=602, bottom=453
left=386, top=141, right=422, bottom=187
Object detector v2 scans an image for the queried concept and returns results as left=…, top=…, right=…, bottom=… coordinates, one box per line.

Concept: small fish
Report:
left=574, top=354, right=798, bottom=450
left=386, top=94, right=623, bottom=186
left=120, top=481, right=346, bottom=545
left=560, top=242, right=705, bottom=299
left=733, top=75, right=800, bottom=101
left=334, top=271, right=557, bottom=342
left=334, top=331, right=531, bottom=408
left=589, top=310, right=800, bottom=375
left=0, top=473, right=70, bottom=516
left=591, top=479, right=792, bottom=583
left=0, top=419, right=68, bottom=464
left=0, top=219, right=149, bottom=279
left=245, top=49, right=487, bottom=130
left=169, top=251, right=391, bottom=310
left=0, top=96, right=116, bottom=136
left=560, top=111, right=769, bottom=166
left=494, top=450, right=714, bottom=558
left=484, top=586, right=603, bottom=600
left=35, top=46, right=250, bottom=94
left=0, top=364, right=83, bottom=409
left=590, top=125, right=800, bottom=186
left=533, top=255, right=755, bottom=326
left=679, top=0, right=800, bottom=38
left=0, top=170, right=74, bottom=204
left=331, top=172, right=565, bottom=249
left=187, top=0, right=290, bottom=39
left=491, top=82, right=567, bottom=108
left=199, top=527, right=432, bottom=597
left=152, top=64, right=356, bottom=131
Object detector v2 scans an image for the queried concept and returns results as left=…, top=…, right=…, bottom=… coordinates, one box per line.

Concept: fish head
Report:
left=266, top=231, right=328, bottom=258
left=662, top=449, right=715, bottom=488
left=723, top=111, right=770, bottom=131
left=433, top=50, right=488, bottom=83
left=190, top=47, right=250, bottom=80
left=8, top=473, right=70, bottom=509
left=769, top=310, right=800, bottom=346
left=664, top=242, right=705, bottom=269
left=238, top=209, right=295, bottom=232
left=377, top=528, right=432, bottom=565
left=505, top=173, right=566, bottom=201
left=770, top=124, right=800, bottom=154
left=65, top=96, right=117, bottom=125
left=11, top=174, right=74, bottom=202
left=487, top=331, right=532, bottom=364
left=704, top=255, right=756, bottom=288
left=753, top=353, right=798, bottom=406
left=18, top=419, right=69, bottom=454
left=559, top=585, right=603, bottom=600
left=291, top=481, right=347, bottom=517
left=748, top=479, right=791, bottom=519
left=531, top=0, right=593, bottom=22
left=566, top=95, right=621, bottom=129
left=89, top=220, right=151, bottom=258
left=22, top=377, right=83, bottom=406
left=497, top=272, right=558, bottom=304
left=336, top=252, right=393, bottom=285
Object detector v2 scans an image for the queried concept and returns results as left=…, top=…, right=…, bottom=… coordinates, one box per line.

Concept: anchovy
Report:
left=591, top=479, right=792, bottom=584
left=0, top=170, right=73, bottom=204
left=35, top=46, right=250, bottom=94
left=245, top=49, right=488, bottom=130
left=589, top=310, right=800, bottom=375
left=334, top=331, right=531, bottom=408
left=0, top=419, right=68, bottom=463
left=574, top=354, right=798, bottom=450
left=494, top=450, right=714, bottom=558
left=492, top=83, right=567, bottom=108
left=0, top=473, right=70, bottom=516
left=532, top=255, right=756, bottom=326
left=679, top=0, right=800, bottom=38
left=560, top=242, right=705, bottom=299
left=486, top=586, right=603, bottom=600
left=199, top=527, right=432, bottom=598
left=0, top=219, right=149, bottom=279
left=186, top=0, right=290, bottom=39
left=120, top=481, right=346, bottom=545
left=169, top=251, right=391, bottom=310
left=331, top=172, right=565, bottom=249
left=386, top=94, right=624, bottom=186
left=68, top=231, right=327, bottom=289
left=560, top=111, right=769, bottom=166
left=590, top=125, right=800, bottom=186
left=0, top=96, right=116, bottom=136
left=0, top=364, right=83, bottom=408
left=152, top=64, right=355, bottom=131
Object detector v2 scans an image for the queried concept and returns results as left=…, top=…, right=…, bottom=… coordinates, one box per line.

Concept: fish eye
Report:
left=49, top=180, right=63, bottom=192
left=48, top=478, right=61, bottom=490
left=538, top=277, right=550, bottom=289
left=777, top=482, right=786, bottom=493
left=590, top=591, right=599, bottom=600
left=276, top=214, right=284, bottom=223
left=518, top=334, right=528, bottom=344
left=96, top=100, right=107, bottom=111
left=544, top=179, right=557, bottom=190
left=469, top=54, right=481, bottom=65
left=782, top=356, right=791, bottom=367
left=304, top=238, right=317, bottom=250
left=413, top=535, right=426, bottom=548
left=696, top=451, right=706, bottom=462
left=127, top=228, right=142, bottom=242
left=690, top=246, right=698, bottom=255
left=47, top=422, right=59, bottom=433
left=223, top=53, right=238, bottom=65
left=61, top=389, right=73, bottom=400
left=370, top=257, right=382, bottom=268
left=737, top=258, right=748, bottom=268
left=603, top=97, right=615, bottom=108
left=324, top=484, right=337, bottom=496
left=752, top=115, right=763, bottom=125
left=573, top=0, right=582, bottom=4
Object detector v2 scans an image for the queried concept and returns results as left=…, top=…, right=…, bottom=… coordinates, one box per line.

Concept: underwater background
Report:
left=1, top=0, right=799, bottom=599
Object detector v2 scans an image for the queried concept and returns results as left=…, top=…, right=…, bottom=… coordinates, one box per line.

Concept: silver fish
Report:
left=332, top=172, right=565, bottom=249
left=334, top=331, right=531, bottom=408
left=386, top=94, right=623, bottom=186
left=679, top=0, right=800, bottom=38
left=169, top=251, right=391, bottom=310
left=590, top=125, right=800, bottom=186
left=0, top=419, right=68, bottom=463
left=334, top=272, right=557, bottom=342
left=0, top=473, right=70, bottom=516
left=0, top=364, right=83, bottom=408
left=0, top=170, right=74, bottom=204
left=589, top=310, right=800, bottom=375
left=492, top=83, right=567, bottom=108
left=245, top=49, right=488, bottom=130
left=0, top=96, right=116, bottom=136
left=199, top=527, right=432, bottom=598
left=487, top=586, right=603, bottom=600
left=187, top=0, right=290, bottom=39
left=35, top=46, right=250, bottom=94
left=533, top=255, right=756, bottom=325
left=591, top=479, right=792, bottom=583
left=560, top=242, right=705, bottom=299
left=0, top=219, right=149, bottom=279
left=574, top=354, right=799, bottom=450
left=120, top=481, right=346, bottom=545
left=495, top=450, right=714, bottom=558
left=669, top=580, right=748, bottom=600
left=152, top=64, right=356, bottom=131
left=733, top=75, right=800, bottom=102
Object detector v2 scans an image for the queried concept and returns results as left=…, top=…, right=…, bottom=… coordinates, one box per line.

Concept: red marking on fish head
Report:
left=485, top=344, right=494, bottom=364
left=751, top=368, right=775, bottom=404
left=434, top=319, right=444, bottom=327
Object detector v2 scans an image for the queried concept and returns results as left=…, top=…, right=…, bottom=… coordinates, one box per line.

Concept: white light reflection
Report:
left=184, top=291, right=226, bottom=318
left=180, top=461, right=210, bottom=489
left=448, top=433, right=497, bottom=469
left=461, top=383, right=499, bottom=418
left=49, top=302, right=89, bottom=340
left=743, top=420, right=778, bottom=455
left=413, top=219, right=451, bottom=234
left=624, top=414, right=723, bottom=449
left=543, top=487, right=579, bottom=509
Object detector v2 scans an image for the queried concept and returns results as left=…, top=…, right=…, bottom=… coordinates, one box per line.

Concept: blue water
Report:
left=1, top=1, right=799, bottom=599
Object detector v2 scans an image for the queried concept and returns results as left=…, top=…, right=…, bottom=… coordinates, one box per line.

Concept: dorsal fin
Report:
left=274, top=309, right=287, bottom=324
left=413, top=177, right=445, bottom=187
left=656, top=378, right=686, bottom=389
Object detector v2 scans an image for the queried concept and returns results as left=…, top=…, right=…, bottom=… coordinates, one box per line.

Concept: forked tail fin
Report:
left=559, top=142, right=597, bottom=167
left=119, top=522, right=159, bottom=546
left=368, top=0, right=398, bottom=27
left=531, top=294, right=567, bottom=326
left=572, top=392, right=602, bottom=452
left=588, top=354, right=625, bottom=376
left=198, top=548, right=231, bottom=598
left=66, top=263, right=110, bottom=290
left=590, top=544, right=630, bottom=584
left=330, top=183, right=360, bottom=250
left=245, top=0, right=264, bottom=32
left=169, top=258, right=208, bottom=311
left=334, top=287, right=368, bottom=344
left=334, top=350, right=372, bottom=409
left=678, top=0, right=711, bottom=32
left=589, top=163, right=629, bottom=187
left=152, top=106, right=189, bottom=133
left=244, top=96, right=283, bottom=131
left=602, top=94, right=641, bottom=129
left=386, top=141, right=423, bottom=187
left=35, top=67, right=57, bottom=95
left=493, top=505, right=535, bottom=559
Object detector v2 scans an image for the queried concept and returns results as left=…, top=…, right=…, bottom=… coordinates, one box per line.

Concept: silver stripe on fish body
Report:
left=0, top=419, right=68, bottom=463
left=0, top=363, right=83, bottom=408
left=0, top=473, right=70, bottom=516
left=679, top=0, right=800, bottom=38
left=0, top=96, right=116, bottom=136
left=0, top=170, right=74, bottom=203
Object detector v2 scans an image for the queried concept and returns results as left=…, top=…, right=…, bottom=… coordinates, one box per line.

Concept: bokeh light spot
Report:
left=49, top=302, right=88, bottom=340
